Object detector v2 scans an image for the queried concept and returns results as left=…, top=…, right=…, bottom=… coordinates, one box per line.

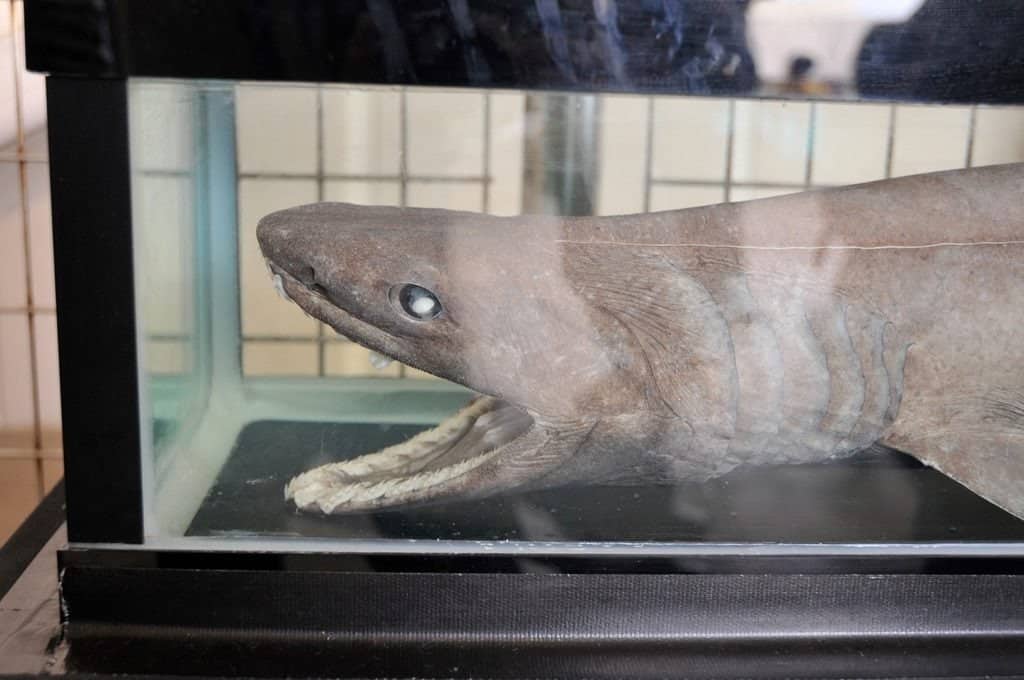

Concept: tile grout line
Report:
left=884, top=104, right=897, bottom=178
left=236, top=171, right=490, bottom=182
left=10, top=0, right=45, bottom=496
left=315, top=85, right=327, bottom=378
left=641, top=96, right=654, bottom=213
left=0, top=153, right=45, bottom=163
left=233, top=171, right=823, bottom=190
left=804, top=102, right=816, bottom=188
left=0, top=307, right=56, bottom=314
left=397, top=90, right=409, bottom=378
left=243, top=334, right=378, bottom=343
left=482, top=92, right=491, bottom=214
left=723, top=100, right=736, bottom=203
left=964, top=105, right=977, bottom=168
left=233, top=83, right=246, bottom=381
left=649, top=179, right=835, bottom=189
left=399, top=91, right=409, bottom=207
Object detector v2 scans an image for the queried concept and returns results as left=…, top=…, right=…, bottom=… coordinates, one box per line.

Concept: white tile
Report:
left=732, top=100, right=812, bottom=184
left=322, top=88, right=401, bottom=176
left=971, top=106, right=1024, bottom=167
left=811, top=103, right=891, bottom=185
left=323, top=179, right=401, bottom=205
left=236, top=85, right=318, bottom=174
left=651, top=97, right=731, bottom=182
left=406, top=181, right=483, bottom=211
left=0, top=313, right=33, bottom=449
left=145, top=340, right=187, bottom=376
left=0, top=2, right=16, bottom=158
left=0, top=163, right=26, bottom=309
left=41, top=459, right=62, bottom=494
left=890, top=105, right=971, bottom=177
left=31, top=312, right=60, bottom=450
left=133, top=175, right=191, bottom=337
left=404, top=367, right=441, bottom=380
left=596, top=95, right=647, bottom=216
left=128, top=81, right=195, bottom=172
left=0, top=457, right=39, bottom=545
left=243, top=341, right=318, bottom=376
left=487, top=93, right=525, bottom=216
left=324, top=341, right=401, bottom=378
left=25, top=162, right=53, bottom=309
left=238, top=178, right=320, bottom=337
left=20, top=126, right=45, bottom=161
left=406, top=91, right=485, bottom=177
left=729, top=186, right=802, bottom=202
left=13, top=1, right=45, bottom=144
left=649, top=185, right=725, bottom=211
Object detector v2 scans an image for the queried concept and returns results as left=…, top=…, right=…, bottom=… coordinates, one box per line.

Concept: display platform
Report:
left=187, top=420, right=1024, bottom=544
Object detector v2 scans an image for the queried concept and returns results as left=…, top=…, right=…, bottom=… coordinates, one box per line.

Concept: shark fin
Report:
left=885, top=389, right=1024, bottom=520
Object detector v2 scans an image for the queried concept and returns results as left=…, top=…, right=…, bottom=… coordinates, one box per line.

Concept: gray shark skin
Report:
left=257, top=163, right=1024, bottom=517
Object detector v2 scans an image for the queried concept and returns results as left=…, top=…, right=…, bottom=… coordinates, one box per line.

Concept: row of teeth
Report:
left=285, top=397, right=500, bottom=513
left=288, top=448, right=501, bottom=514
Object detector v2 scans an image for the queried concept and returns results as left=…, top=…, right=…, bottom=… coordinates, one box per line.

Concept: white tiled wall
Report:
left=732, top=100, right=812, bottom=186
left=0, top=0, right=61, bottom=545
left=237, top=83, right=1024, bottom=378
left=596, top=95, right=647, bottom=216
left=810, top=102, right=891, bottom=185
left=890, top=105, right=973, bottom=177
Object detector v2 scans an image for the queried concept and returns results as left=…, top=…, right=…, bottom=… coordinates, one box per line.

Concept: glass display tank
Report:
left=25, top=0, right=1024, bottom=676
left=128, top=78, right=1024, bottom=548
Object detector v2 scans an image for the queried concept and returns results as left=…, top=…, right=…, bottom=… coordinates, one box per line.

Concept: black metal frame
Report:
left=47, top=77, right=143, bottom=544
left=25, top=0, right=757, bottom=94
left=54, top=544, right=1024, bottom=575
left=25, top=0, right=1024, bottom=103
left=54, top=561, right=1024, bottom=677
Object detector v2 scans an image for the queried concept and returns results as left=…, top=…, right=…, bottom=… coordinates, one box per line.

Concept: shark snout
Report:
left=257, top=208, right=322, bottom=288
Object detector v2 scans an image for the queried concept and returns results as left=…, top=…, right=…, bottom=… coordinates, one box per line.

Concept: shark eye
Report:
left=397, top=284, right=442, bottom=320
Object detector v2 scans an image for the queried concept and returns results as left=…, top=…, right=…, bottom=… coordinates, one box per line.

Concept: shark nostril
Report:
left=300, top=266, right=330, bottom=298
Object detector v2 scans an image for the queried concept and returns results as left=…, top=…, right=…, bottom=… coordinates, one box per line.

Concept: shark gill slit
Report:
left=881, top=322, right=911, bottom=427
left=744, top=277, right=833, bottom=460
left=814, top=302, right=867, bottom=453
left=713, top=273, right=786, bottom=462
left=711, top=274, right=911, bottom=464
left=843, top=309, right=894, bottom=452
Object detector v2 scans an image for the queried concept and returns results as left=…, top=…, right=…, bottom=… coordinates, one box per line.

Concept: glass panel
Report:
left=130, top=79, right=1024, bottom=550
left=129, top=81, right=202, bottom=519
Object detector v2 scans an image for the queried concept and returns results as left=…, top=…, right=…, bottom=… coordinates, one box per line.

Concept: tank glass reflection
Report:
left=130, top=79, right=1024, bottom=548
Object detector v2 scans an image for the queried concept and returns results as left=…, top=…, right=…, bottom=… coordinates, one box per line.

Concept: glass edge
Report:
left=79, top=536, right=1024, bottom=558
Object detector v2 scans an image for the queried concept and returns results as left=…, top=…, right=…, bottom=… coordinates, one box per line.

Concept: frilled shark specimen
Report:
left=257, top=163, right=1024, bottom=517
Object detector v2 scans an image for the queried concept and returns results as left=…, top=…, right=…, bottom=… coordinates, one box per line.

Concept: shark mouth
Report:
left=286, top=396, right=534, bottom=513
left=264, top=264, right=538, bottom=513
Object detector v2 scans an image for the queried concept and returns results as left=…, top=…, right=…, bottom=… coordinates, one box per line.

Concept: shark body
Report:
left=257, top=163, right=1024, bottom=517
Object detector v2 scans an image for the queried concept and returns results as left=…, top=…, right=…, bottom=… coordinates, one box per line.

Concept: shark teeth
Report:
left=368, top=351, right=395, bottom=370
left=272, top=273, right=293, bottom=303
left=288, top=448, right=501, bottom=514
left=285, top=397, right=512, bottom=513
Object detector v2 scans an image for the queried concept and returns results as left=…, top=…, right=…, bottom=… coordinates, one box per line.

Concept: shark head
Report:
left=257, top=203, right=640, bottom=512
